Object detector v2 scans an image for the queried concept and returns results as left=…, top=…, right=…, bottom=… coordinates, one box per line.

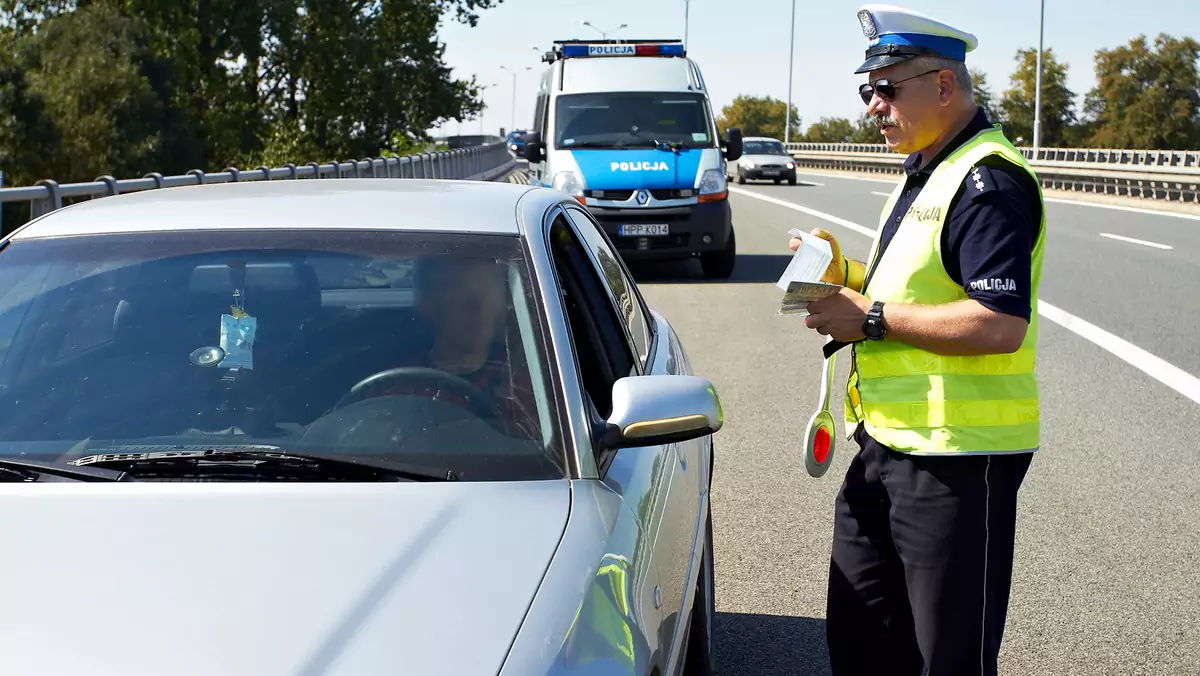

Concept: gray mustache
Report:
left=875, top=116, right=898, bottom=128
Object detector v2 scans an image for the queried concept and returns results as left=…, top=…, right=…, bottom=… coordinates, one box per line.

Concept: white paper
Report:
left=776, top=228, right=834, bottom=291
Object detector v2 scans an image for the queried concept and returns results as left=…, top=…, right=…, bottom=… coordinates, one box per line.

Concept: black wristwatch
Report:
left=862, top=301, right=887, bottom=340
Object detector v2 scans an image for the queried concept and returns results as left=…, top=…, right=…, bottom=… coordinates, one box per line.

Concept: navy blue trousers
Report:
left=826, top=426, right=1033, bottom=676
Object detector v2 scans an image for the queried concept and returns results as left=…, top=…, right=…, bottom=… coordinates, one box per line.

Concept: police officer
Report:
left=794, top=5, right=1046, bottom=675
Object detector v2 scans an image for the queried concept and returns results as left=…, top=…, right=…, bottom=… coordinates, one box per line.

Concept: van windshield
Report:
left=554, top=92, right=715, bottom=149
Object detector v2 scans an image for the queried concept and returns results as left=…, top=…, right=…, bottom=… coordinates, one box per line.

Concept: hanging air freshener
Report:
left=218, top=284, right=257, bottom=370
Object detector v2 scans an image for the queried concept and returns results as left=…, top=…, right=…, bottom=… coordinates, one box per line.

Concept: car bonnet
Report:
left=0, top=479, right=569, bottom=675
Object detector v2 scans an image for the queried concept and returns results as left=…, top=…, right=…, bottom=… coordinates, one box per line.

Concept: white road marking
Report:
left=797, top=180, right=826, bottom=186
left=1045, top=197, right=1200, bottom=222
left=1037, top=301, right=1200, bottom=405
left=1099, top=233, right=1174, bottom=250
left=790, top=168, right=1200, bottom=221
left=728, top=187, right=875, bottom=237
left=729, top=187, right=1200, bottom=405
left=792, top=170, right=895, bottom=184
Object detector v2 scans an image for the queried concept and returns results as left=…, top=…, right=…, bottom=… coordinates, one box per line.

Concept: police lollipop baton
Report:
left=803, top=335, right=838, bottom=478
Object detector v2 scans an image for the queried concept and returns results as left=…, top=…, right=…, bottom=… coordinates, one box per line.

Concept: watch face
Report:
left=865, top=318, right=884, bottom=339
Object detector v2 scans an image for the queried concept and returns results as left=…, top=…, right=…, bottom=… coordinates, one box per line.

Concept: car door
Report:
left=561, top=205, right=704, bottom=661
left=542, top=206, right=668, bottom=667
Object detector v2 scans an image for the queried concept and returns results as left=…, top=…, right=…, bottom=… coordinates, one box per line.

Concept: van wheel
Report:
left=683, top=508, right=716, bottom=676
left=773, top=178, right=781, bottom=185
left=700, top=229, right=736, bottom=279
left=735, top=168, right=746, bottom=185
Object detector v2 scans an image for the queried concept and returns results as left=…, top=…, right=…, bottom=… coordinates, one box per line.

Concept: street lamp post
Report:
left=500, top=65, right=531, bottom=132
left=479, top=84, right=494, bottom=135
left=581, top=21, right=627, bottom=39
left=785, top=0, right=796, bottom=144
left=1033, top=0, right=1045, bottom=154
left=684, top=0, right=692, bottom=50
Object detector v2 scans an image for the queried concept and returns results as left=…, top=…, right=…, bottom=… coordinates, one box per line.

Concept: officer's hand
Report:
left=789, top=228, right=847, bottom=285
left=805, top=287, right=871, bottom=341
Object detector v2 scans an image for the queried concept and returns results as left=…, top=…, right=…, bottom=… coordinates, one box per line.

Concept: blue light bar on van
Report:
left=561, top=43, right=686, bottom=58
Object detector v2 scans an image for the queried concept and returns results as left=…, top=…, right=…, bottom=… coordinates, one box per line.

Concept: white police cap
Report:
left=855, top=4, right=978, bottom=74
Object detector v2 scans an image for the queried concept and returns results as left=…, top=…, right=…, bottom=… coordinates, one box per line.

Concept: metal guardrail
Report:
left=784, top=143, right=1200, bottom=203
left=0, top=140, right=517, bottom=231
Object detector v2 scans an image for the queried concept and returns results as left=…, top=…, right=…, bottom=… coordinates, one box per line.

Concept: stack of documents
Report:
left=777, top=229, right=843, bottom=316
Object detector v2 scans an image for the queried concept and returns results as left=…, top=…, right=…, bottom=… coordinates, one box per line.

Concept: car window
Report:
left=545, top=211, right=636, bottom=420
left=0, top=230, right=566, bottom=481
left=562, top=206, right=653, bottom=369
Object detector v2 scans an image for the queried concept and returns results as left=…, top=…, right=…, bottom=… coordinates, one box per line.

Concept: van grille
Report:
left=585, top=189, right=696, bottom=201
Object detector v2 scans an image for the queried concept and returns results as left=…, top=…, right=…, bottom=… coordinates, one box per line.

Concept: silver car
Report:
left=726, top=136, right=797, bottom=185
left=0, top=178, right=722, bottom=676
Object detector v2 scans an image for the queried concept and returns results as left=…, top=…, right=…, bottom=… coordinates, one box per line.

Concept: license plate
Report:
left=619, top=224, right=669, bottom=237
left=762, top=169, right=780, bottom=176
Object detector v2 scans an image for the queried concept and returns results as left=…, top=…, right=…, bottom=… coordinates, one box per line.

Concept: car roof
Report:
left=10, top=179, right=548, bottom=241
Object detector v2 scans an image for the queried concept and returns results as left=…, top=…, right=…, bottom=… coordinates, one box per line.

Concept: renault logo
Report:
left=635, top=190, right=650, bottom=205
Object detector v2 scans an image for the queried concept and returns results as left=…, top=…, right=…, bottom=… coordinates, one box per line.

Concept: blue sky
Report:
left=428, top=0, right=1196, bottom=138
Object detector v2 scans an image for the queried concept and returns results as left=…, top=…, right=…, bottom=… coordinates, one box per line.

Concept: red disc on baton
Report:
left=813, top=426, right=830, bottom=464
left=803, top=410, right=836, bottom=478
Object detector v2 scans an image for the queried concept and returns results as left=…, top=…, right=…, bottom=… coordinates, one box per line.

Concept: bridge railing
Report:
left=0, top=139, right=516, bottom=231
left=783, top=142, right=1200, bottom=203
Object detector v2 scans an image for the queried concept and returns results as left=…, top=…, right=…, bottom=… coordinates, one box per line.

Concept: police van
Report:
left=522, top=39, right=743, bottom=279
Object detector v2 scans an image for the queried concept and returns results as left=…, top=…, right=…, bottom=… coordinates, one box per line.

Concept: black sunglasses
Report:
left=858, top=69, right=941, bottom=105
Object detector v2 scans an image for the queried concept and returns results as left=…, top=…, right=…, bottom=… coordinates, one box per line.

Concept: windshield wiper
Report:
left=563, top=141, right=628, bottom=149
left=0, top=457, right=130, bottom=482
left=653, top=140, right=682, bottom=154
left=71, top=449, right=459, bottom=482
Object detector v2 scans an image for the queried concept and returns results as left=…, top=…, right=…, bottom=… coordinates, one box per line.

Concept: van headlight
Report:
left=743, top=161, right=756, bottom=169
left=552, top=171, right=584, bottom=198
left=786, top=162, right=795, bottom=169
left=698, top=169, right=727, bottom=203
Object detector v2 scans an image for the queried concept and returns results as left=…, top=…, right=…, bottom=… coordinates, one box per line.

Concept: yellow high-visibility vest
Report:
left=846, top=126, right=1046, bottom=454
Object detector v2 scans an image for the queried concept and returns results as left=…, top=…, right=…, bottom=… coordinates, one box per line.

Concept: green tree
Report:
left=716, top=94, right=800, bottom=141
left=16, top=5, right=170, bottom=183
left=1000, top=47, right=1076, bottom=146
left=1084, top=33, right=1200, bottom=150
left=0, top=0, right=502, bottom=185
left=803, top=117, right=855, bottom=143
left=971, top=69, right=1002, bottom=123
left=0, top=38, right=57, bottom=187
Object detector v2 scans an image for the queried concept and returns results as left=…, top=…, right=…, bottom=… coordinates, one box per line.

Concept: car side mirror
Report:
left=524, top=131, right=543, bottom=164
left=599, top=375, right=724, bottom=450
left=722, top=127, right=743, bottom=162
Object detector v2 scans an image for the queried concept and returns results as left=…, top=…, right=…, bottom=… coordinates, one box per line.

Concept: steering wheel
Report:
left=330, top=366, right=502, bottom=421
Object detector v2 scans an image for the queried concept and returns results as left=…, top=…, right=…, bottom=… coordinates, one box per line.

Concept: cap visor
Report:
left=854, top=53, right=915, bottom=74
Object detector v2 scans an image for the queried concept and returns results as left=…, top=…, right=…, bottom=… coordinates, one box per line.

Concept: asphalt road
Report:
left=619, top=173, right=1200, bottom=675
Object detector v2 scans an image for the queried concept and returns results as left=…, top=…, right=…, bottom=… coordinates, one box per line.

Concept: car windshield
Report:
left=554, top=92, right=715, bottom=149
left=743, top=140, right=787, bottom=155
left=0, top=229, right=565, bottom=481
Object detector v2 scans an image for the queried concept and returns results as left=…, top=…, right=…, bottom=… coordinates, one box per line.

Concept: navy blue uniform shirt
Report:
left=867, top=107, right=1042, bottom=322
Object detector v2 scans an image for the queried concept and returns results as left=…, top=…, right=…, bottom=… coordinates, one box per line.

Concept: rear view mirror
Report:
left=600, top=375, right=724, bottom=450
left=524, top=131, right=543, bottom=164
left=723, top=127, right=743, bottom=162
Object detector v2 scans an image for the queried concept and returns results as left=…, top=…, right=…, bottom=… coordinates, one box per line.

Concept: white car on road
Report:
left=726, top=136, right=797, bottom=185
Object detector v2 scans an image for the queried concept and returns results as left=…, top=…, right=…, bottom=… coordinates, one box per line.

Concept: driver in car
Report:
left=366, top=255, right=541, bottom=440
